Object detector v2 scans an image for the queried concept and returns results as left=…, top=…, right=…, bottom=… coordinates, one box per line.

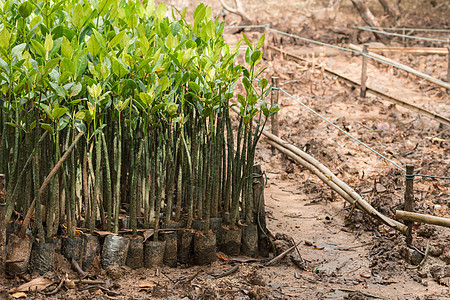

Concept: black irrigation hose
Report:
left=256, top=171, right=277, bottom=255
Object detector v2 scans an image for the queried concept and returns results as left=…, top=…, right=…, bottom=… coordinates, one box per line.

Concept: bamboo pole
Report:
left=230, top=106, right=407, bottom=234
left=349, top=44, right=450, bottom=90
left=395, top=211, right=450, bottom=228
left=268, top=45, right=450, bottom=127
left=369, top=47, right=448, bottom=54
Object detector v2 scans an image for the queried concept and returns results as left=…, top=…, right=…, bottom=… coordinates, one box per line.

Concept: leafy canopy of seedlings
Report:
left=0, top=0, right=279, bottom=239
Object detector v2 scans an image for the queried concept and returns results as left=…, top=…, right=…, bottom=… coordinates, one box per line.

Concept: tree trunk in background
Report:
left=0, top=174, right=6, bottom=276
left=219, top=0, right=252, bottom=26
left=351, top=0, right=390, bottom=44
left=378, top=0, right=400, bottom=22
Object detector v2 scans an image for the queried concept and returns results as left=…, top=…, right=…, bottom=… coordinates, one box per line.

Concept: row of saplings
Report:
left=4, top=170, right=270, bottom=275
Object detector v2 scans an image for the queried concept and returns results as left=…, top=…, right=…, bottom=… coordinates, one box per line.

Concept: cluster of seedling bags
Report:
left=0, top=0, right=278, bottom=273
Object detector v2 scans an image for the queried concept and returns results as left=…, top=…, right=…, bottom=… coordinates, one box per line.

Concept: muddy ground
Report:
left=1, top=0, right=449, bottom=299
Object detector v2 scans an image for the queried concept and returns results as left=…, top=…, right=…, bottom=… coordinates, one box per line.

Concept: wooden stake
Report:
left=351, top=29, right=357, bottom=57
left=360, top=44, right=368, bottom=98
left=263, top=26, right=270, bottom=60
left=350, top=44, right=450, bottom=90
left=0, top=174, right=6, bottom=276
left=269, top=45, right=450, bottom=126
left=404, top=165, right=414, bottom=245
left=447, top=46, right=449, bottom=95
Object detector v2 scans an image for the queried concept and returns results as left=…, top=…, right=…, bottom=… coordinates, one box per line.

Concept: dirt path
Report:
left=262, top=173, right=449, bottom=299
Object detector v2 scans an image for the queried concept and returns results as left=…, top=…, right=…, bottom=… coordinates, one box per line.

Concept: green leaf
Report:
left=0, top=28, right=10, bottom=48
left=269, top=103, right=280, bottom=116
left=41, top=123, right=54, bottom=135
left=92, top=29, right=106, bottom=49
left=49, top=81, right=66, bottom=97
left=75, top=110, right=86, bottom=120
left=5, top=122, right=24, bottom=131
left=70, top=82, right=82, bottom=97
left=155, top=2, right=166, bottom=19
left=52, top=107, right=68, bottom=119
left=18, top=1, right=33, bottom=18
left=76, top=54, right=88, bottom=78
left=111, top=57, right=128, bottom=78
left=257, top=34, right=265, bottom=50
left=146, top=0, right=155, bottom=16
left=159, top=76, right=169, bottom=91
left=87, top=35, right=101, bottom=56
left=61, top=36, right=73, bottom=58
left=170, top=21, right=180, bottom=36
left=188, top=81, right=200, bottom=94
left=242, top=33, right=252, bottom=48
left=259, top=78, right=268, bottom=89
left=237, top=94, right=245, bottom=107
left=108, top=30, right=126, bottom=49
left=30, top=40, right=46, bottom=58
left=44, top=33, right=53, bottom=54
left=11, top=43, right=26, bottom=58
left=168, top=103, right=178, bottom=115
left=44, top=58, right=60, bottom=74
left=150, top=103, right=165, bottom=114
left=92, top=124, right=107, bottom=137
left=251, top=50, right=262, bottom=66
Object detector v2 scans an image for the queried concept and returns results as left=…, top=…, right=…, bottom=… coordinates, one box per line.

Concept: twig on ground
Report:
left=336, top=242, right=371, bottom=251
left=79, top=285, right=120, bottom=296
left=291, top=237, right=304, bottom=262
left=160, top=270, right=176, bottom=283
left=171, top=270, right=201, bottom=290
left=209, top=265, right=239, bottom=279
left=338, top=288, right=388, bottom=299
left=40, top=280, right=64, bottom=296
left=407, top=241, right=430, bottom=270
left=72, top=279, right=106, bottom=285
left=266, top=240, right=302, bottom=266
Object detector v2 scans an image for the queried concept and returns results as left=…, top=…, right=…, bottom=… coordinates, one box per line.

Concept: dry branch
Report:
left=265, top=139, right=407, bottom=234
left=266, top=240, right=302, bottom=266
left=395, top=210, right=450, bottom=228
left=219, top=0, right=252, bottom=26
left=210, top=265, right=239, bottom=279
left=19, top=131, right=85, bottom=238
left=377, top=0, right=400, bottom=21
left=350, top=0, right=390, bottom=44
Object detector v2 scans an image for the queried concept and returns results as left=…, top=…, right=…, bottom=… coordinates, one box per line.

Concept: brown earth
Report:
left=1, top=0, right=449, bottom=299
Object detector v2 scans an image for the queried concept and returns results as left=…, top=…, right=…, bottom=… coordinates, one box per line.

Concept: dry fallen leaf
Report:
left=65, top=279, right=76, bottom=289
left=143, top=229, right=154, bottom=242
left=11, top=292, right=27, bottom=299
left=9, top=277, right=53, bottom=293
